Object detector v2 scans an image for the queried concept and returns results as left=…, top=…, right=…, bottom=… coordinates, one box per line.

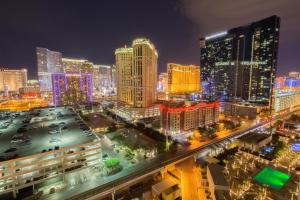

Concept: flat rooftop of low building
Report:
left=84, top=113, right=112, bottom=129
left=152, top=179, right=177, bottom=195
left=224, top=102, right=265, bottom=108
left=196, top=156, right=219, bottom=166
left=215, top=190, right=231, bottom=200
left=0, top=107, right=98, bottom=161
left=239, top=133, right=271, bottom=144
left=207, top=164, right=229, bottom=187
left=159, top=100, right=196, bottom=107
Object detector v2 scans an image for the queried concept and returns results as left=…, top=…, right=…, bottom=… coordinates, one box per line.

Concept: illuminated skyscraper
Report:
left=111, top=65, right=117, bottom=91
left=116, top=46, right=133, bottom=104
left=0, top=68, right=27, bottom=92
left=52, top=73, right=93, bottom=106
left=132, top=38, right=158, bottom=107
left=115, top=38, right=158, bottom=108
left=167, top=63, right=200, bottom=94
left=93, top=65, right=115, bottom=95
left=62, top=58, right=93, bottom=74
left=157, top=72, right=168, bottom=92
left=200, top=16, right=280, bottom=104
left=36, top=47, right=63, bottom=92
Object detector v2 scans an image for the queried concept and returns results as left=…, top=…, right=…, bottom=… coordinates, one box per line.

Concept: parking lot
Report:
left=0, top=107, right=98, bottom=161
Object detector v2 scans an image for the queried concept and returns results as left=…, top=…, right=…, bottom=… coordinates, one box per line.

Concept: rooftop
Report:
left=0, top=107, right=98, bottom=161
left=215, top=190, right=231, bottom=200
left=84, top=113, right=112, bottom=129
left=152, top=179, right=177, bottom=195
left=62, top=57, right=89, bottom=62
left=207, top=164, right=229, bottom=187
left=239, top=133, right=271, bottom=144
left=196, top=156, right=219, bottom=166
left=160, top=101, right=219, bottom=112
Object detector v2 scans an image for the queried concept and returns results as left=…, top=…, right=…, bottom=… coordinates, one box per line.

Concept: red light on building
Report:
left=21, top=92, right=39, bottom=98
left=160, top=101, right=220, bottom=134
left=160, top=102, right=220, bottom=113
left=275, top=76, right=286, bottom=89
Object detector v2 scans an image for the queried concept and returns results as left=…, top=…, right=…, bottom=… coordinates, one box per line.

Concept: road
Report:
left=44, top=108, right=300, bottom=200
left=176, top=157, right=201, bottom=200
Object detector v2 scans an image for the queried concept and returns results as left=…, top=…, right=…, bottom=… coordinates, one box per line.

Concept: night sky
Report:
left=0, top=0, right=299, bottom=79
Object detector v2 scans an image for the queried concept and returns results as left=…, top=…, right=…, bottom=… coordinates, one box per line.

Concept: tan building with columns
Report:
left=115, top=38, right=158, bottom=108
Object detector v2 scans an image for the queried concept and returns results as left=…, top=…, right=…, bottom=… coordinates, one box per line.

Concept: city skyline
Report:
left=1, top=2, right=300, bottom=199
left=0, top=0, right=299, bottom=79
left=200, top=16, right=280, bottom=104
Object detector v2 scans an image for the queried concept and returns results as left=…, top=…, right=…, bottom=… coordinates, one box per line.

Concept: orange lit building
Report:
left=114, top=38, right=159, bottom=120
left=160, top=101, right=219, bottom=134
left=115, top=38, right=158, bottom=108
left=0, top=68, right=27, bottom=92
left=167, top=63, right=200, bottom=94
left=19, top=86, right=40, bottom=98
left=0, top=98, right=48, bottom=111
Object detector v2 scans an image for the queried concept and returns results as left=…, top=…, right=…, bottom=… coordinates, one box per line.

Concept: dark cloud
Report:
left=179, top=0, right=300, bottom=74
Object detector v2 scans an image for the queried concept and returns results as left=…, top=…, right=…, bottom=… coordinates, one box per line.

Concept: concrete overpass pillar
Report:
left=12, top=190, right=16, bottom=199
left=111, top=189, right=115, bottom=200
left=160, top=169, right=165, bottom=179
left=193, top=154, right=198, bottom=162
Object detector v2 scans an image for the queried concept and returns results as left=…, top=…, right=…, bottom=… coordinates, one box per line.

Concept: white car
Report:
left=11, top=139, right=23, bottom=143
left=83, top=130, right=93, bottom=136
left=49, top=130, right=59, bottom=134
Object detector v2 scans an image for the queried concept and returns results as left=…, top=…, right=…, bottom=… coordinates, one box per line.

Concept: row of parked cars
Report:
left=48, top=121, right=68, bottom=134
left=11, top=133, right=31, bottom=144
left=0, top=118, right=13, bottom=129
left=76, top=117, right=94, bottom=137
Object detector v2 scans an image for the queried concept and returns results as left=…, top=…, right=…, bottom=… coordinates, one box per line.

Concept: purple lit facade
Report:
left=291, top=143, right=300, bottom=152
left=275, top=76, right=300, bottom=89
left=285, top=77, right=300, bottom=88
left=52, top=73, right=93, bottom=106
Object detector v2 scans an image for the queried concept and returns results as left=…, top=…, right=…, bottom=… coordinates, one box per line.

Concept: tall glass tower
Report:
left=200, top=15, right=280, bottom=104
left=36, top=47, right=63, bottom=92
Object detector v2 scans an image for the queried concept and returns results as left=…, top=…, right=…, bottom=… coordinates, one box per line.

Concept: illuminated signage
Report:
left=215, top=61, right=267, bottom=66
left=205, top=31, right=228, bottom=40
left=240, top=61, right=267, bottom=65
left=215, top=62, right=234, bottom=66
